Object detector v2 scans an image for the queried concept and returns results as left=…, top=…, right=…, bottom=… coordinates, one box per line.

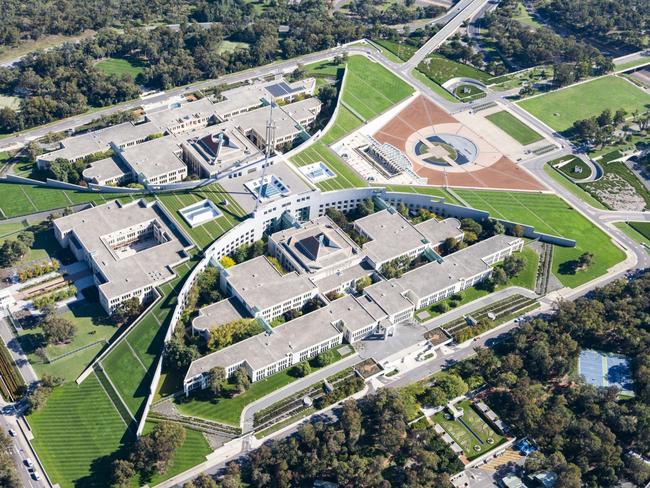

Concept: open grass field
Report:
left=157, top=183, right=249, bottom=250
left=28, top=374, right=132, bottom=488
left=453, top=189, right=626, bottom=287
left=485, top=110, right=544, bottom=145
left=341, top=55, right=413, bottom=122
left=137, top=422, right=211, bottom=487
left=542, top=163, right=607, bottom=210
left=0, top=181, right=143, bottom=219
left=290, top=141, right=367, bottom=191
left=417, top=54, right=492, bottom=85
left=512, top=2, right=543, bottom=28
left=18, top=301, right=117, bottom=382
left=517, top=76, right=650, bottom=132
left=616, top=55, right=650, bottom=72
left=216, top=40, right=249, bottom=55
left=381, top=184, right=463, bottom=206
left=411, top=68, right=458, bottom=102
left=372, top=39, right=418, bottom=62
left=95, top=57, right=146, bottom=78
left=303, top=60, right=344, bottom=78
left=320, top=105, right=364, bottom=145
left=433, top=400, right=505, bottom=460
left=101, top=257, right=197, bottom=416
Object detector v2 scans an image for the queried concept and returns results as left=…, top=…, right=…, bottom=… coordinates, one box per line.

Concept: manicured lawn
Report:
left=417, top=54, right=492, bottom=85
left=454, top=84, right=485, bottom=101
left=542, top=163, right=607, bottom=210
left=320, top=105, right=364, bottom=145
left=29, top=374, right=132, bottom=488
left=18, top=301, right=118, bottom=382
left=629, top=221, right=650, bottom=240
left=382, top=184, right=463, bottom=206
left=411, top=68, right=458, bottom=102
left=0, top=221, right=28, bottom=239
left=96, top=57, right=146, bottom=78
left=433, top=400, right=505, bottom=460
left=341, top=55, right=413, bottom=122
left=517, top=76, right=650, bottom=132
left=157, top=183, right=249, bottom=250
left=372, top=39, right=418, bottom=62
left=454, top=190, right=626, bottom=287
left=614, top=222, right=650, bottom=251
left=0, top=221, right=68, bottom=265
left=101, top=257, right=197, bottom=416
left=505, top=245, right=539, bottom=290
left=616, top=55, right=650, bottom=71
left=290, top=141, right=368, bottom=191
left=137, top=422, right=211, bottom=487
left=0, top=181, right=143, bottom=219
left=485, top=110, right=543, bottom=145
left=552, top=156, right=592, bottom=179
left=303, top=60, right=344, bottom=78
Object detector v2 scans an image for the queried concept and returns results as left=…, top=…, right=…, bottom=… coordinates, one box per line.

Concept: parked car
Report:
left=32, top=471, right=41, bottom=481
left=24, top=458, right=33, bottom=468
left=8, top=429, right=16, bottom=437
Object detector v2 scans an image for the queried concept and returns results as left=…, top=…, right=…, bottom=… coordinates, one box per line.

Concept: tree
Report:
left=163, top=337, right=198, bottom=370
left=434, top=372, right=468, bottom=399
left=232, top=367, right=250, bottom=394
left=131, top=421, right=186, bottom=476
left=111, top=459, right=136, bottom=488
left=290, top=362, right=311, bottom=378
left=195, top=267, right=221, bottom=306
left=0, top=239, right=28, bottom=267
left=396, top=202, right=408, bottom=217
left=111, top=297, right=142, bottom=326
left=491, top=267, right=508, bottom=286
left=356, top=275, right=372, bottom=293
left=313, top=349, right=338, bottom=367
left=511, top=224, right=525, bottom=237
left=41, top=313, right=76, bottom=344
left=208, top=319, right=261, bottom=351
left=208, top=367, right=226, bottom=396
left=220, top=256, right=236, bottom=268
left=578, top=252, right=593, bottom=269
left=16, top=231, right=34, bottom=247
left=460, top=218, right=482, bottom=237
left=503, top=254, right=526, bottom=277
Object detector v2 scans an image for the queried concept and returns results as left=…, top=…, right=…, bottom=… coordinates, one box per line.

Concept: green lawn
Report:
left=616, top=55, right=650, bottom=72
left=542, top=163, right=607, bottom=210
left=453, top=190, right=626, bottom=287
left=28, top=374, right=132, bottom=488
left=372, top=39, right=418, bottom=62
left=101, top=258, right=196, bottom=416
left=0, top=221, right=28, bottom=239
left=17, top=301, right=118, bottom=382
left=417, top=54, right=492, bottom=85
left=136, top=422, right=211, bottom=487
left=552, top=156, right=593, bottom=180
left=433, top=400, right=505, bottom=460
left=290, top=141, right=368, bottom=191
left=381, top=184, right=463, bottom=206
left=320, top=105, right=364, bottom=145
left=411, top=68, right=458, bottom=102
left=157, top=183, right=249, bottom=250
left=303, top=60, right=344, bottom=78
left=0, top=181, right=143, bottom=219
left=505, top=245, right=539, bottom=289
left=96, top=57, right=146, bottom=78
left=0, top=221, right=68, bottom=265
left=453, top=84, right=486, bottom=101
left=512, top=2, right=543, bottom=28
left=614, top=222, right=650, bottom=251
left=517, top=76, right=650, bottom=132
left=341, top=55, right=414, bottom=121
left=485, top=111, right=543, bottom=145
left=216, top=40, right=249, bottom=55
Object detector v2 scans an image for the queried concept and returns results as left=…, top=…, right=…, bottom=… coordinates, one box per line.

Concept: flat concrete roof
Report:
left=118, top=136, right=186, bottom=180
left=414, top=218, right=463, bottom=245
left=146, top=98, right=216, bottom=131
left=226, top=256, right=317, bottom=312
left=54, top=199, right=190, bottom=299
left=186, top=300, right=342, bottom=376
left=40, top=121, right=158, bottom=162
left=192, top=297, right=249, bottom=333
left=363, top=279, right=414, bottom=317
left=82, top=156, right=130, bottom=183
left=355, top=209, right=429, bottom=264
left=270, top=215, right=361, bottom=274
left=231, top=98, right=321, bottom=141
left=313, top=261, right=374, bottom=293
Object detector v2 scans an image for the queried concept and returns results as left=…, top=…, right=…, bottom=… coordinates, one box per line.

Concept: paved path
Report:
left=0, top=316, right=38, bottom=387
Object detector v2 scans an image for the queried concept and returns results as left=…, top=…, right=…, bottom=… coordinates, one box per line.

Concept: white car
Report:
left=32, top=471, right=41, bottom=481
left=8, top=429, right=16, bottom=437
left=24, top=458, right=33, bottom=468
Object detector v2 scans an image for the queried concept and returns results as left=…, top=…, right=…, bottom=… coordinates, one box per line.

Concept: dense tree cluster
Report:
left=0, top=231, right=33, bottom=267
left=243, top=389, right=463, bottom=487
left=348, top=0, right=444, bottom=25
left=0, top=0, right=370, bottom=134
left=483, top=2, right=613, bottom=83
left=26, top=374, right=64, bottom=413
left=453, top=271, right=650, bottom=486
left=538, top=0, right=649, bottom=50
